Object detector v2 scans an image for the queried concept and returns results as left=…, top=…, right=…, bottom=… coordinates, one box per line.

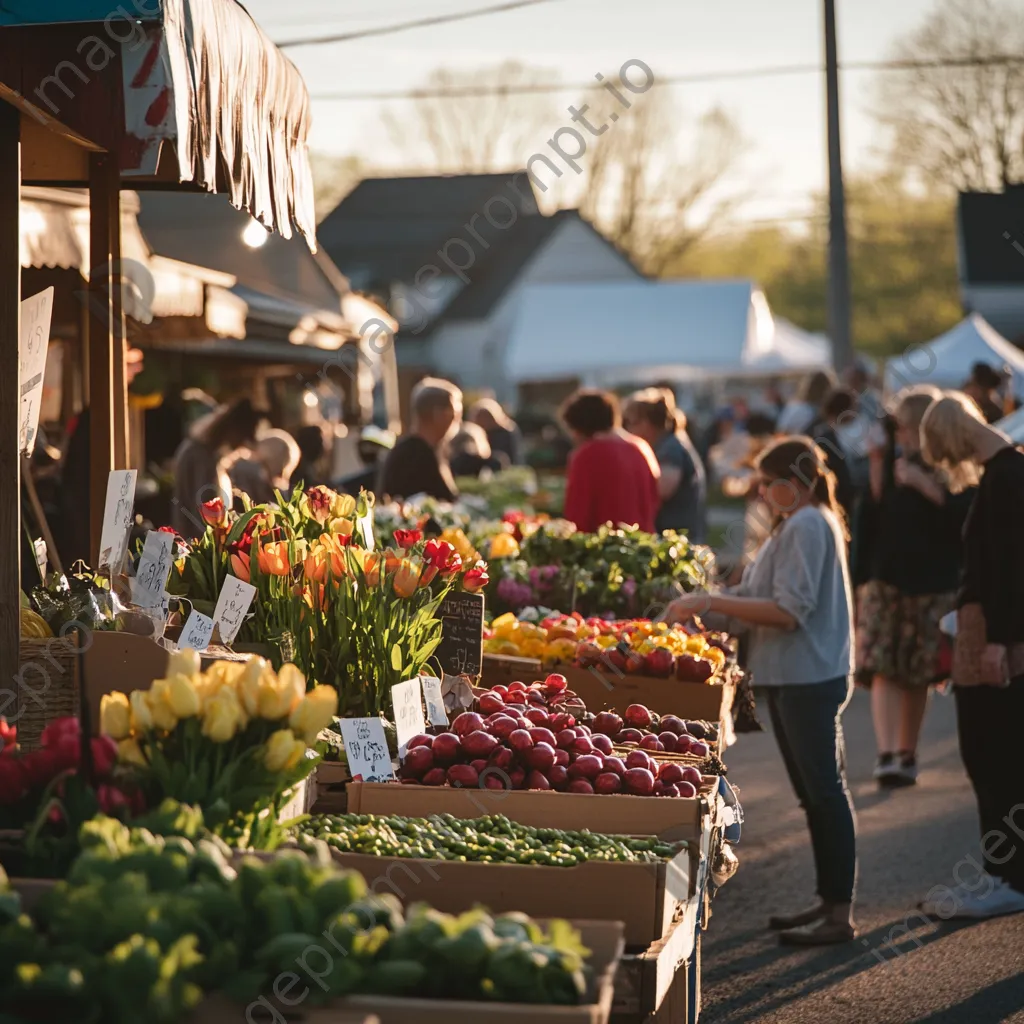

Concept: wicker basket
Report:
left=16, top=634, right=81, bottom=750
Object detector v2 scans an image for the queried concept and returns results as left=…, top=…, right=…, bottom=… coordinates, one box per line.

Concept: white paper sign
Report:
left=98, top=470, right=138, bottom=572
left=421, top=676, right=448, bottom=727
left=357, top=513, right=375, bottom=551
left=392, top=678, right=426, bottom=758
left=177, top=609, right=214, bottom=652
left=338, top=717, right=395, bottom=782
left=130, top=530, right=175, bottom=609
left=19, top=288, right=54, bottom=455
left=213, top=576, right=257, bottom=645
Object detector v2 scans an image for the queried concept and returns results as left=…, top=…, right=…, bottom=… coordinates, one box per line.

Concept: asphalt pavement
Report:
left=700, top=687, right=1024, bottom=1024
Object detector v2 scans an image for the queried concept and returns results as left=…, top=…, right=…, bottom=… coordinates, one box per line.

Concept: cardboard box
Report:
left=339, top=919, right=624, bottom=1024
left=557, top=664, right=734, bottom=723
left=611, top=899, right=700, bottom=1022
left=324, top=846, right=690, bottom=948
left=481, top=653, right=543, bottom=688
left=347, top=781, right=714, bottom=843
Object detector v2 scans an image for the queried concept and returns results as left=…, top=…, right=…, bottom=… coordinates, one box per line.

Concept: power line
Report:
left=276, top=0, right=564, bottom=49
left=307, top=54, right=1024, bottom=102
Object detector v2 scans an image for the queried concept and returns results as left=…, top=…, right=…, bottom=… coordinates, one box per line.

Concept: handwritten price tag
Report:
left=420, top=676, right=448, bottom=727
left=98, top=470, right=137, bottom=572
left=19, top=287, right=54, bottom=455
left=357, top=513, right=375, bottom=551
left=392, top=679, right=426, bottom=758
left=339, top=718, right=395, bottom=782
left=177, top=609, right=214, bottom=652
left=131, top=530, right=175, bottom=610
left=213, top=576, right=257, bottom=645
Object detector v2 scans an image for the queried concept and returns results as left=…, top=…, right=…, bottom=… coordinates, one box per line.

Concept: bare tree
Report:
left=310, top=152, right=368, bottom=222
left=875, top=0, right=1024, bottom=191
left=574, top=87, right=746, bottom=274
left=381, top=61, right=562, bottom=173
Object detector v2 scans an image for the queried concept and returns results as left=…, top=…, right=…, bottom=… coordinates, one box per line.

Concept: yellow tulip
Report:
left=117, top=737, right=147, bottom=767
left=100, top=692, right=131, bottom=741
left=303, top=543, right=329, bottom=584
left=237, top=658, right=268, bottom=717
left=202, top=687, right=247, bottom=743
left=167, top=648, right=201, bottom=679
left=129, top=690, right=153, bottom=733
left=289, top=684, right=338, bottom=744
left=392, top=558, right=421, bottom=599
left=329, top=516, right=355, bottom=539
left=258, top=663, right=306, bottom=720
left=488, top=532, right=520, bottom=559
left=167, top=673, right=202, bottom=718
left=264, top=728, right=306, bottom=772
left=146, top=680, right=179, bottom=732
left=331, top=492, right=357, bottom=519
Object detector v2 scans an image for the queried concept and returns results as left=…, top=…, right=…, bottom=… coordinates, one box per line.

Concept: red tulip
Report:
left=463, top=562, right=490, bottom=593
left=91, top=735, right=118, bottom=778
left=0, top=756, right=27, bottom=804
left=393, top=528, right=423, bottom=551
left=201, top=497, right=227, bottom=527
left=40, top=716, right=80, bottom=750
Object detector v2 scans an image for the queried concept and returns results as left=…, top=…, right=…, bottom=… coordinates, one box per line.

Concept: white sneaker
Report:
left=930, top=879, right=1024, bottom=920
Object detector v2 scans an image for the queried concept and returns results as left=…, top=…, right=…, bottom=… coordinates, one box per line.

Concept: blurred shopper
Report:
left=777, top=369, right=837, bottom=435
left=855, top=387, right=972, bottom=786
left=379, top=378, right=462, bottom=502
left=963, top=362, right=1007, bottom=424
left=449, top=422, right=503, bottom=478
left=624, top=388, right=707, bottom=541
left=808, top=388, right=857, bottom=518
left=560, top=389, right=659, bottom=533
left=665, top=437, right=857, bottom=944
left=338, top=426, right=395, bottom=497
left=227, top=429, right=301, bottom=506
left=843, top=360, right=884, bottom=425
left=172, top=398, right=263, bottom=538
left=470, top=398, right=523, bottom=465
left=290, top=424, right=328, bottom=491
left=919, top=393, right=1024, bottom=918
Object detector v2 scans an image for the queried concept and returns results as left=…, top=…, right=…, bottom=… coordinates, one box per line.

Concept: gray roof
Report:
left=317, top=172, right=541, bottom=290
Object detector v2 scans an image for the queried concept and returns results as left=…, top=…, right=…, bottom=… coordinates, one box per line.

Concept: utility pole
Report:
left=824, top=0, right=854, bottom=371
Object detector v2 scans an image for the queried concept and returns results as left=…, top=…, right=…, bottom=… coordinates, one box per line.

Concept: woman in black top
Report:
left=854, top=387, right=972, bottom=786
left=920, top=392, right=1024, bottom=919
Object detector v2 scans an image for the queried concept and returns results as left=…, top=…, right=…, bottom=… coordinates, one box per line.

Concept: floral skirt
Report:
left=855, top=580, right=955, bottom=689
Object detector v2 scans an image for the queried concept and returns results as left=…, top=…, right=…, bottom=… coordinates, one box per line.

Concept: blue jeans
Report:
left=764, top=677, right=858, bottom=905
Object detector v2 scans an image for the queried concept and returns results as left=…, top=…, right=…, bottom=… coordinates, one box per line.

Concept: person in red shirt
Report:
left=560, top=389, right=661, bottom=533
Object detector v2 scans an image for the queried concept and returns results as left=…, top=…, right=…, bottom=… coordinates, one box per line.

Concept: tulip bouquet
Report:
left=169, top=486, right=490, bottom=717
left=100, top=650, right=337, bottom=839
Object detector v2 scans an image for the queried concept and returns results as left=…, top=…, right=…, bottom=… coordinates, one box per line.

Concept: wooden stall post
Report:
left=88, top=153, right=116, bottom=559
left=0, top=101, right=20, bottom=709
left=108, top=181, right=128, bottom=469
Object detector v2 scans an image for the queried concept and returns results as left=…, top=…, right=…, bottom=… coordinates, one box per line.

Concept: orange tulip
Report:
left=303, top=545, right=328, bottom=584
left=392, top=558, right=421, bottom=598
left=230, top=551, right=251, bottom=583
left=257, top=541, right=292, bottom=576
left=384, top=549, right=402, bottom=577
left=350, top=549, right=381, bottom=587
left=418, top=562, right=438, bottom=588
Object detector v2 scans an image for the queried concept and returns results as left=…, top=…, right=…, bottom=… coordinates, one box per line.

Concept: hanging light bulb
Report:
left=242, top=217, right=269, bottom=248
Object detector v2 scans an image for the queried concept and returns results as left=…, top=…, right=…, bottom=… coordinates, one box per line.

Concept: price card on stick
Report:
left=19, top=287, right=54, bottom=455
left=357, top=513, right=375, bottom=551
left=97, top=469, right=137, bottom=572
left=420, top=676, right=449, bottom=728
left=213, top=576, right=258, bottom=645
left=130, top=530, right=175, bottom=609
left=391, top=679, right=426, bottom=758
left=339, top=718, right=395, bottom=782
left=177, top=609, right=214, bottom=652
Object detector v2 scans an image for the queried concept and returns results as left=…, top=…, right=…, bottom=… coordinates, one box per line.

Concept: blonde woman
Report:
left=854, top=387, right=973, bottom=786
left=919, top=392, right=1024, bottom=919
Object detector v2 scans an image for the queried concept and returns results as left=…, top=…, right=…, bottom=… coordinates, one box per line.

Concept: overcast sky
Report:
left=246, top=0, right=942, bottom=224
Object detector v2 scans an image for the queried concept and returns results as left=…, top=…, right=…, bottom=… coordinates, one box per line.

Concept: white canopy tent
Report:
left=883, top=314, right=1024, bottom=399
left=505, top=280, right=832, bottom=385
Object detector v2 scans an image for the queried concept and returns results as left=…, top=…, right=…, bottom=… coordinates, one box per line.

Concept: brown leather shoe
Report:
left=768, top=905, right=827, bottom=931
left=778, top=920, right=856, bottom=946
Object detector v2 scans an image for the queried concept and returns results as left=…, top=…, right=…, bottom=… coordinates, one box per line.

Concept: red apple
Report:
left=658, top=763, right=685, bottom=785
left=657, top=782, right=680, bottom=798
left=508, top=680, right=527, bottom=692
left=549, top=765, right=569, bottom=790
left=489, top=715, right=518, bottom=740
left=478, top=693, right=505, bottom=715
left=594, top=772, right=623, bottom=794
left=689, top=740, right=710, bottom=758
left=421, top=767, right=447, bottom=786
left=505, top=690, right=527, bottom=704
left=525, top=708, right=551, bottom=726
left=679, top=766, right=703, bottom=789
left=624, top=704, right=653, bottom=728
left=509, top=766, right=527, bottom=789
left=660, top=715, right=686, bottom=735
left=489, top=746, right=514, bottom=771
left=625, top=652, right=646, bottom=675
left=567, top=778, right=595, bottom=794
left=525, top=742, right=556, bottom=773
left=574, top=724, right=592, bottom=737
left=623, top=767, right=655, bottom=795
left=470, top=758, right=489, bottom=774
left=676, top=654, right=715, bottom=683
left=603, top=755, right=627, bottom=776
left=591, top=734, right=613, bottom=756
left=447, top=764, right=479, bottom=788
left=544, top=673, right=568, bottom=691
left=639, top=734, right=664, bottom=752
left=593, top=711, right=624, bottom=737
left=658, top=732, right=679, bottom=753
left=644, top=648, right=674, bottom=678
left=526, top=770, right=552, bottom=791
left=491, top=684, right=509, bottom=699
left=431, top=732, right=461, bottom=765
left=556, top=729, right=578, bottom=749
left=508, top=729, right=534, bottom=753
left=549, top=712, right=575, bottom=731
left=451, top=712, right=485, bottom=736
left=571, top=736, right=596, bottom=757
left=554, top=748, right=570, bottom=767
left=571, top=753, right=604, bottom=780
left=618, top=728, right=644, bottom=745
left=400, top=745, right=433, bottom=778
left=676, top=781, right=698, bottom=798
left=625, top=750, right=655, bottom=772
left=528, top=727, right=557, bottom=748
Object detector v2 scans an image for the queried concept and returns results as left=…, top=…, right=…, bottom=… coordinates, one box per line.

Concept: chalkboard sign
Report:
left=436, top=591, right=485, bottom=678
